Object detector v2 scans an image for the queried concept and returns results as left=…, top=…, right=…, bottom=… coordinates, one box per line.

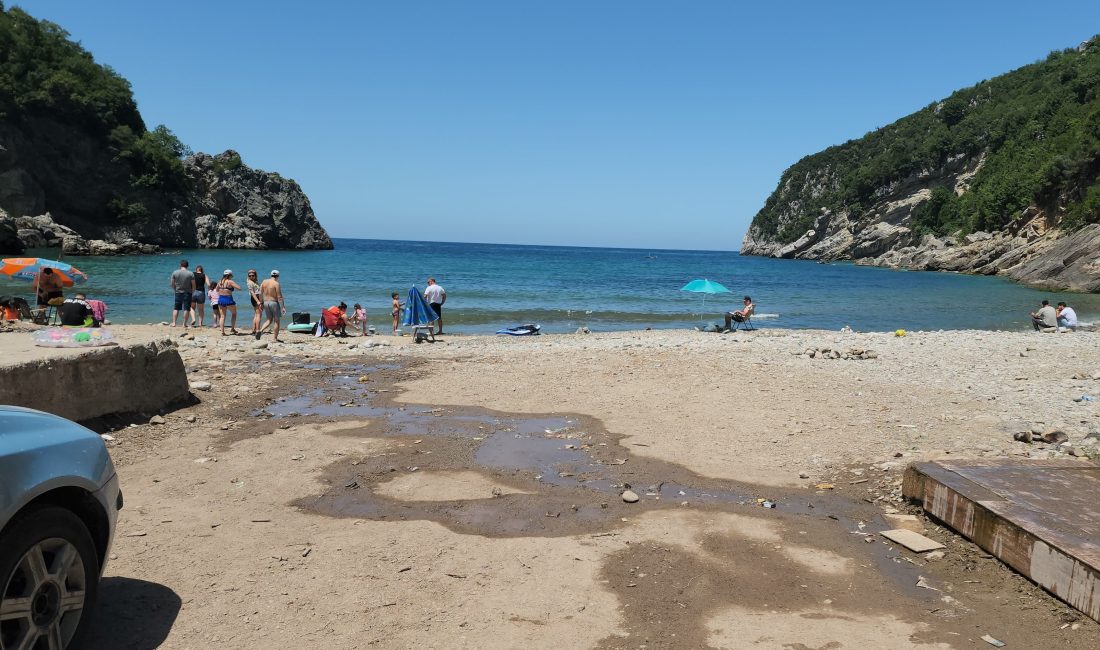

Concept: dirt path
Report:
left=82, top=343, right=1099, bottom=649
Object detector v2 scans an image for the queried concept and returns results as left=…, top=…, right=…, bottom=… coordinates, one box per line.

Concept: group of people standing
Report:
left=170, top=261, right=448, bottom=341
left=170, top=260, right=286, bottom=341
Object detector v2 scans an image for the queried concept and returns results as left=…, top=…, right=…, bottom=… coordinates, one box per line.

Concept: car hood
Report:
left=0, top=406, right=116, bottom=526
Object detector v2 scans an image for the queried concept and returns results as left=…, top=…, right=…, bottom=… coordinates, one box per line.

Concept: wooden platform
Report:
left=903, top=458, right=1100, bottom=623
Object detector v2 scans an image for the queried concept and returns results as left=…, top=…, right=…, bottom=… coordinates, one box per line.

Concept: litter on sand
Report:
left=879, top=529, right=945, bottom=552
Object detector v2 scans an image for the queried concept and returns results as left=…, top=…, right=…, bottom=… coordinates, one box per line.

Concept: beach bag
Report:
left=292, top=311, right=311, bottom=325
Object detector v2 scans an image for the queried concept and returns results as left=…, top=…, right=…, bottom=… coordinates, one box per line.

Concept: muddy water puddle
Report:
left=234, top=360, right=1084, bottom=649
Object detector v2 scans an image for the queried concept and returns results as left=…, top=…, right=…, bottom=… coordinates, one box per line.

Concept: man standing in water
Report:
left=169, top=260, right=195, bottom=327
left=423, top=277, right=447, bottom=334
left=256, top=270, right=286, bottom=342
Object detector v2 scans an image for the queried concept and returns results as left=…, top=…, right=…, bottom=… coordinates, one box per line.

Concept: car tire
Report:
left=0, top=505, right=100, bottom=650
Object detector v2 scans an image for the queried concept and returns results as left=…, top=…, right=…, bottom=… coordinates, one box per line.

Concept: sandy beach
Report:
left=3, top=324, right=1099, bottom=648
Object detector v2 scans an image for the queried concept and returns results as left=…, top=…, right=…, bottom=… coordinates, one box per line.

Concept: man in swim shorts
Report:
left=256, top=270, right=286, bottom=342
left=169, top=259, right=195, bottom=327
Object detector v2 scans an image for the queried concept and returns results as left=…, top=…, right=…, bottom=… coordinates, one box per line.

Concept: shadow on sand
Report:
left=82, top=577, right=181, bottom=649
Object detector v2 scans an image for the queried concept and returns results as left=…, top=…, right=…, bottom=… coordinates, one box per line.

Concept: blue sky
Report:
left=14, top=1, right=1100, bottom=250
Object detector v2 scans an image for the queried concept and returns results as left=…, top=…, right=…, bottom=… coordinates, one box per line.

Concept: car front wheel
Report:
left=0, top=506, right=100, bottom=650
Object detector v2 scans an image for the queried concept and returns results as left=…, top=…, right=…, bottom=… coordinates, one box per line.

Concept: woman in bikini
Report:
left=216, top=269, right=241, bottom=335
left=246, top=269, right=263, bottom=335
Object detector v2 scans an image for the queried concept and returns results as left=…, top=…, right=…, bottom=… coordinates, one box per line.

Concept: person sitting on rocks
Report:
left=1030, top=300, right=1057, bottom=331
left=1056, top=302, right=1077, bottom=330
left=724, top=296, right=755, bottom=331
left=59, top=293, right=95, bottom=327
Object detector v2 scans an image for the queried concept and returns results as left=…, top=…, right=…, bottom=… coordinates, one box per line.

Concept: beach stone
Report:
left=250, top=341, right=268, bottom=350
left=149, top=415, right=166, bottom=425
left=190, top=381, right=212, bottom=392
left=1040, top=428, right=1068, bottom=444
left=621, top=490, right=640, bottom=503
left=186, top=415, right=196, bottom=423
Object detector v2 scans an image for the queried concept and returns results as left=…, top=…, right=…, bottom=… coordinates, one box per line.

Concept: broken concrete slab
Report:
left=0, top=336, right=190, bottom=421
left=880, top=528, right=945, bottom=552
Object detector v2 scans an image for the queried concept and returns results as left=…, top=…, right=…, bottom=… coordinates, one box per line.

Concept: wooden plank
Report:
left=880, top=529, right=945, bottom=552
left=905, top=459, right=1100, bottom=623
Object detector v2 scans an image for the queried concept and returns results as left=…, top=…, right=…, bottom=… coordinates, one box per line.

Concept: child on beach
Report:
left=208, top=287, right=220, bottom=327
left=349, top=303, right=368, bottom=336
left=391, top=292, right=403, bottom=335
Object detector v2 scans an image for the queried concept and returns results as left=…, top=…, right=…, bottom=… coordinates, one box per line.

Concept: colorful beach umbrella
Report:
left=402, top=286, right=438, bottom=327
left=680, top=278, right=731, bottom=317
left=0, top=257, right=89, bottom=287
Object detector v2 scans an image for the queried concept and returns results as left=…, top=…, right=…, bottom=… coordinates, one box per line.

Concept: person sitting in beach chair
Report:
left=724, top=296, right=755, bottom=331
left=321, top=302, right=350, bottom=337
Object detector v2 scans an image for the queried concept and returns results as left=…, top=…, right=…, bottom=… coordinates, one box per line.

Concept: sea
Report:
left=4, top=238, right=1098, bottom=334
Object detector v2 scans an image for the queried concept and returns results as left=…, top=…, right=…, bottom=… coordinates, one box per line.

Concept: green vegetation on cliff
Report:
left=0, top=2, right=189, bottom=223
left=752, top=36, right=1100, bottom=243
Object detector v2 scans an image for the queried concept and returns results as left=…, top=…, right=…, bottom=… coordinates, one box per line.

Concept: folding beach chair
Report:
left=729, top=310, right=755, bottom=331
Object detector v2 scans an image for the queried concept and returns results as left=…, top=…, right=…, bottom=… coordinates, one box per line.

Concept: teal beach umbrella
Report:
left=680, top=278, right=731, bottom=317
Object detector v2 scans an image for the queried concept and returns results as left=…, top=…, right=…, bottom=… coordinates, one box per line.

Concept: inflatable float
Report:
left=287, top=322, right=317, bottom=334
left=33, top=327, right=115, bottom=348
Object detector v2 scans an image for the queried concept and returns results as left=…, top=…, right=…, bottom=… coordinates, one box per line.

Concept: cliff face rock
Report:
left=0, top=6, right=333, bottom=255
left=181, top=151, right=333, bottom=250
left=742, top=36, right=1100, bottom=292
left=741, top=153, right=1100, bottom=292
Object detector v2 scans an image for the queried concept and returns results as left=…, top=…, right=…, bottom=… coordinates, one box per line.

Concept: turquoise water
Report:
left=4, top=238, right=1098, bottom=333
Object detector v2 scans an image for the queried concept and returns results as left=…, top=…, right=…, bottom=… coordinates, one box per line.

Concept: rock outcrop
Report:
left=179, top=151, right=333, bottom=250
left=0, top=210, right=163, bottom=256
left=742, top=158, right=1100, bottom=292
left=741, top=35, right=1100, bottom=292
left=0, top=6, right=332, bottom=255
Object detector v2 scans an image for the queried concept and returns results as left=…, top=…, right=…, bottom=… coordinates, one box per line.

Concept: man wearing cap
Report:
left=257, top=270, right=286, bottom=342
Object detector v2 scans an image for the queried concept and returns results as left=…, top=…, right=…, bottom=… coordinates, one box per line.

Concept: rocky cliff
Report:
left=0, top=4, right=332, bottom=255
left=741, top=37, right=1100, bottom=292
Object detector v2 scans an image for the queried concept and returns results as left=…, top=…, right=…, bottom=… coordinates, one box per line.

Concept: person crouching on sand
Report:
left=1056, top=302, right=1078, bottom=330
left=323, top=302, right=349, bottom=337
left=1030, top=300, right=1057, bottom=331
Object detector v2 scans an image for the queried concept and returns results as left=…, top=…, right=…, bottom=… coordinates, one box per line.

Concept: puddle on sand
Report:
left=264, top=360, right=983, bottom=650
left=271, top=365, right=860, bottom=520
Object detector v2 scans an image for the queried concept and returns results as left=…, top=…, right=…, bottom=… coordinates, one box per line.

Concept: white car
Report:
left=0, top=406, right=122, bottom=650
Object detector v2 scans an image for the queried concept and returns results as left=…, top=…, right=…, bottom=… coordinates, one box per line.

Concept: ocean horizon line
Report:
left=326, top=236, right=741, bottom=255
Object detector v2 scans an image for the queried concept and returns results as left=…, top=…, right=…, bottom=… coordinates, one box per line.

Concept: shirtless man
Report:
left=724, top=296, right=754, bottom=331
left=256, top=270, right=286, bottom=342
left=36, top=267, right=65, bottom=307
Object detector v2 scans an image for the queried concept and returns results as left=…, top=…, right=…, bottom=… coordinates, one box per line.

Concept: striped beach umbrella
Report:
left=0, top=257, right=89, bottom=287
